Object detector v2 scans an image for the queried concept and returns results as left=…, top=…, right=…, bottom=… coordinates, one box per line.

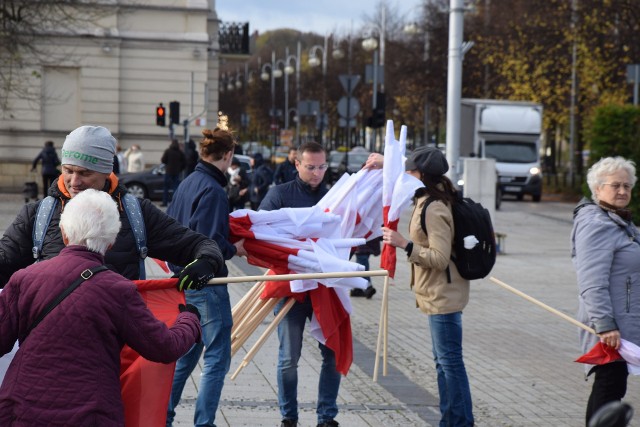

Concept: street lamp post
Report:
left=261, top=51, right=283, bottom=149
left=283, top=42, right=301, bottom=145
left=309, top=35, right=344, bottom=147
left=445, top=0, right=473, bottom=185
left=362, top=7, right=386, bottom=152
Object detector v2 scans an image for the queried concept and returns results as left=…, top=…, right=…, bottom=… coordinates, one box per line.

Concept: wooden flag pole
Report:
left=373, top=273, right=390, bottom=382
left=489, top=276, right=595, bottom=335
left=208, top=269, right=390, bottom=286
left=230, top=297, right=296, bottom=380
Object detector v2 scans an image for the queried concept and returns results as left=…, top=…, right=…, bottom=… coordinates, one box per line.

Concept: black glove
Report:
left=178, top=303, right=201, bottom=321
left=176, top=258, right=216, bottom=291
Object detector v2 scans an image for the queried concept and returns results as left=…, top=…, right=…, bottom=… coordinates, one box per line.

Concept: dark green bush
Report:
left=585, top=104, right=640, bottom=216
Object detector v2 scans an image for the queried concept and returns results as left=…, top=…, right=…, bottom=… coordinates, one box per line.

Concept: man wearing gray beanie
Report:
left=61, top=126, right=117, bottom=175
left=0, top=125, right=225, bottom=294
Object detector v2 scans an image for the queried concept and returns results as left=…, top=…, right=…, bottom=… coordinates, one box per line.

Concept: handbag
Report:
left=24, top=265, right=109, bottom=339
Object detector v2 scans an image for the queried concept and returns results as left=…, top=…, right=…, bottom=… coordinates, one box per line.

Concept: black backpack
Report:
left=420, top=193, right=496, bottom=281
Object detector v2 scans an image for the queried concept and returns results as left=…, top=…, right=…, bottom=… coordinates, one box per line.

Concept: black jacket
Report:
left=273, top=159, right=297, bottom=185
left=0, top=176, right=224, bottom=287
left=259, top=176, right=328, bottom=210
left=161, top=143, right=186, bottom=176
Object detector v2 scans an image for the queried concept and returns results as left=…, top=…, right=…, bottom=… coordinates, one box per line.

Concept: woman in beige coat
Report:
left=372, top=147, right=474, bottom=427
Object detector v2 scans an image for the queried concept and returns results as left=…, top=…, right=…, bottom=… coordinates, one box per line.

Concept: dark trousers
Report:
left=163, top=173, right=181, bottom=205
left=42, top=174, right=58, bottom=198
left=586, top=361, right=628, bottom=426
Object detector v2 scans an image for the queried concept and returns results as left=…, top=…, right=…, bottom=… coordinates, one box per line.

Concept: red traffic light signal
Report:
left=156, top=103, right=166, bottom=127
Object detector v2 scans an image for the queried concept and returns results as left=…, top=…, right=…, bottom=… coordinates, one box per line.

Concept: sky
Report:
left=216, top=0, right=424, bottom=36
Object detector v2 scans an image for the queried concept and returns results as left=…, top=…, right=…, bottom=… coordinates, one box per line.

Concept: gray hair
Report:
left=60, top=189, right=121, bottom=255
left=586, top=156, right=637, bottom=202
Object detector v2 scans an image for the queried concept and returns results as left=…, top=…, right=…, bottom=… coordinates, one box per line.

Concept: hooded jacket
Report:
left=407, top=194, right=470, bottom=315
left=572, top=198, right=640, bottom=371
left=0, top=246, right=201, bottom=425
left=0, top=174, right=224, bottom=287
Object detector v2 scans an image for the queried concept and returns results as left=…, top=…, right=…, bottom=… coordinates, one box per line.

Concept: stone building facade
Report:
left=0, top=0, right=222, bottom=191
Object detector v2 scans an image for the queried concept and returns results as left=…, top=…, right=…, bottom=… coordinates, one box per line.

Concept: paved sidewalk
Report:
left=171, top=200, right=640, bottom=427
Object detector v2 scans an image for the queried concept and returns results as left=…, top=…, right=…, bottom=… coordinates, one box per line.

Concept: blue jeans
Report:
left=166, top=286, right=232, bottom=427
left=428, top=312, right=474, bottom=427
left=163, top=173, right=181, bottom=205
left=275, top=296, right=341, bottom=423
left=355, top=253, right=371, bottom=283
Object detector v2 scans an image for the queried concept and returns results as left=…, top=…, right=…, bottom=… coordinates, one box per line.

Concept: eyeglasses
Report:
left=302, top=164, right=328, bottom=172
left=602, top=182, right=632, bottom=192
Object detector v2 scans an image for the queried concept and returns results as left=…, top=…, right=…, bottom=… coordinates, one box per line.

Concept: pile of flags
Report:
left=228, top=120, right=423, bottom=374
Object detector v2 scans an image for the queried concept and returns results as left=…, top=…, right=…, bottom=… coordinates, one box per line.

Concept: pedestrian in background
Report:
left=260, top=142, right=341, bottom=427
left=165, top=127, right=247, bottom=427
left=114, top=144, right=127, bottom=175
left=571, top=156, right=640, bottom=426
left=349, top=237, right=380, bottom=298
left=249, top=152, right=273, bottom=210
left=226, top=157, right=250, bottom=211
left=273, top=147, right=298, bottom=185
left=31, top=140, right=60, bottom=198
left=0, top=189, right=201, bottom=426
left=161, top=139, right=186, bottom=207
left=124, top=144, right=145, bottom=172
left=376, top=147, right=474, bottom=427
left=184, top=139, right=198, bottom=176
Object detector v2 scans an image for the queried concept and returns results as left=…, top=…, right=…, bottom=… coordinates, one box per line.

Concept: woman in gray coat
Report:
left=571, top=156, right=640, bottom=426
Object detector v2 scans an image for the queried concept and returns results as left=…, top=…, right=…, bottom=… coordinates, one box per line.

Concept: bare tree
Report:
left=0, top=0, right=113, bottom=112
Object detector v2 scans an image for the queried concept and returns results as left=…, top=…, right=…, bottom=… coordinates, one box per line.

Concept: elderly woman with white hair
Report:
left=0, top=189, right=201, bottom=426
left=572, top=156, right=640, bottom=426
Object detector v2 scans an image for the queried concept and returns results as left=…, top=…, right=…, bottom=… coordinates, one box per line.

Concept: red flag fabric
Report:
left=380, top=205, right=400, bottom=278
left=310, top=285, right=353, bottom=375
left=260, top=269, right=307, bottom=303
left=575, top=342, right=623, bottom=365
left=120, top=277, right=184, bottom=427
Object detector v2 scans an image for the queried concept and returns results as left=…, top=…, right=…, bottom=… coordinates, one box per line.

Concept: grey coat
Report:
left=571, top=199, right=640, bottom=371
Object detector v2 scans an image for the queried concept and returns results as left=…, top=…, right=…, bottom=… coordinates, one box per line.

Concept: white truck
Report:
left=460, top=99, right=543, bottom=202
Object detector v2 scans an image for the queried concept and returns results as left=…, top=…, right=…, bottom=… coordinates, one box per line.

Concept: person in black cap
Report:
left=367, top=147, right=475, bottom=426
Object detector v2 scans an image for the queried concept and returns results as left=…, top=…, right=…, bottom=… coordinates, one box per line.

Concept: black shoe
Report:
left=364, top=285, right=377, bottom=299
left=281, top=419, right=298, bottom=427
left=350, top=288, right=365, bottom=297
left=317, top=421, right=339, bottom=427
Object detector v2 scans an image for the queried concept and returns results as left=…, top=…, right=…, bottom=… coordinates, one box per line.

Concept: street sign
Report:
left=339, top=75, right=361, bottom=95
left=626, top=64, right=640, bottom=83
left=298, top=100, right=320, bottom=116
left=338, top=118, right=357, bottom=128
left=280, top=129, right=294, bottom=147
left=365, top=64, right=385, bottom=84
left=337, top=97, right=360, bottom=119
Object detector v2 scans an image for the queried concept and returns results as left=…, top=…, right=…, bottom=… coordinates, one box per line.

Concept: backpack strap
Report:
left=32, top=196, right=58, bottom=261
left=419, top=196, right=452, bottom=283
left=25, top=265, right=109, bottom=339
left=31, top=193, right=148, bottom=279
left=122, top=193, right=148, bottom=280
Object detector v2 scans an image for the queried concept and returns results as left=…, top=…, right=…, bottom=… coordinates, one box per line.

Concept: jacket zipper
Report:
left=626, top=277, right=631, bottom=313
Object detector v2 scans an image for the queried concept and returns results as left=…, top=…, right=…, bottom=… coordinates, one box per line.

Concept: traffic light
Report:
left=156, top=103, right=166, bottom=126
left=372, top=108, right=386, bottom=128
left=169, top=101, right=180, bottom=125
left=370, top=92, right=386, bottom=128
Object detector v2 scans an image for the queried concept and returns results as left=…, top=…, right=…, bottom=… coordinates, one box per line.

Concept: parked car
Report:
left=336, top=147, right=371, bottom=178
left=120, top=155, right=252, bottom=201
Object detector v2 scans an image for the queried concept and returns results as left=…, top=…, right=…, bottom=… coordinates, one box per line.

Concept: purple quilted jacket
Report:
left=0, top=246, right=201, bottom=426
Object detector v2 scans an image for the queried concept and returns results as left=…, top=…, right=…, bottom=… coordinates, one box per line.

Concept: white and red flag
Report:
left=576, top=338, right=640, bottom=375
left=380, top=121, right=424, bottom=277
